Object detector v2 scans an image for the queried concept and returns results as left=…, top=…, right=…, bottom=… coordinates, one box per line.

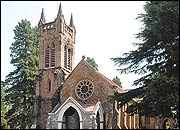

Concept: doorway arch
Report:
left=57, top=101, right=83, bottom=129
left=62, top=107, right=80, bottom=129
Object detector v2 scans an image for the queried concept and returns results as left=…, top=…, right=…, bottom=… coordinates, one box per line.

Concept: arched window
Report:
left=45, top=47, right=50, bottom=67
left=64, top=45, right=67, bottom=68
left=51, top=43, right=55, bottom=66
left=48, top=79, right=51, bottom=92
left=68, top=48, right=71, bottom=70
left=96, top=112, right=100, bottom=129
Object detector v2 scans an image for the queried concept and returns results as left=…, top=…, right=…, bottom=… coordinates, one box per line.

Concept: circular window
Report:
left=75, top=80, right=94, bottom=100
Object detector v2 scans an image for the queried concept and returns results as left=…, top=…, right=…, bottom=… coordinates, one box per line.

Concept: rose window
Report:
left=75, top=80, right=94, bottom=100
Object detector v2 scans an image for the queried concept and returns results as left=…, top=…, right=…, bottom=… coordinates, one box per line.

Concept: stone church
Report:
left=31, top=3, right=126, bottom=129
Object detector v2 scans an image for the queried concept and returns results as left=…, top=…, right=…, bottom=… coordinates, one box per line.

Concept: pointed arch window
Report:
left=51, top=43, right=55, bottom=66
left=45, top=47, right=50, bottom=67
left=64, top=45, right=67, bottom=68
left=96, top=112, right=100, bottom=129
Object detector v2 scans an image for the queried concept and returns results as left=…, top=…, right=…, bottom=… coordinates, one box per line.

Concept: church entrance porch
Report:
left=46, top=97, right=105, bottom=129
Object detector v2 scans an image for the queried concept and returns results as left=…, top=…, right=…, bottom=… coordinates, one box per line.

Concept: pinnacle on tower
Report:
left=69, top=13, right=74, bottom=27
left=69, top=13, right=76, bottom=31
left=57, top=2, right=62, bottom=17
left=40, top=8, right=46, bottom=23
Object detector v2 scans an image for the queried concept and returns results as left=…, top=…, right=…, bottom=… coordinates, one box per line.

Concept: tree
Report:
left=1, top=81, right=10, bottom=129
left=4, top=19, right=38, bottom=129
left=111, top=1, right=179, bottom=118
left=86, top=57, right=98, bottom=71
left=112, top=76, right=122, bottom=87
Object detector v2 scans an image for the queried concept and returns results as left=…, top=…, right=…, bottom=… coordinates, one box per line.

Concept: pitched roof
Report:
left=77, top=101, right=96, bottom=112
left=82, top=59, right=125, bottom=93
left=97, top=71, right=125, bottom=93
left=50, top=97, right=103, bottom=114
left=62, top=58, right=126, bottom=93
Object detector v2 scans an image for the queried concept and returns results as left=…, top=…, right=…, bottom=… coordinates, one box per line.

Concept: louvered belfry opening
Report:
left=45, top=47, right=50, bottom=67
left=51, top=43, right=55, bottom=67
left=68, top=48, right=71, bottom=70
left=64, top=45, right=67, bottom=68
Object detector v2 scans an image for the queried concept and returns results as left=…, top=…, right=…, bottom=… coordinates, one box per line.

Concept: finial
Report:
left=82, top=55, right=86, bottom=60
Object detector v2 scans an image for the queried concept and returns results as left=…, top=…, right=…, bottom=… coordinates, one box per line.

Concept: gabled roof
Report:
left=50, top=96, right=86, bottom=114
left=82, top=59, right=125, bottom=93
left=97, top=71, right=125, bottom=93
left=49, top=96, right=103, bottom=114
left=63, top=58, right=125, bottom=93
left=78, top=101, right=96, bottom=112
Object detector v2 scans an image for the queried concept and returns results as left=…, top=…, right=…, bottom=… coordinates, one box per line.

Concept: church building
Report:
left=31, top=3, right=125, bottom=129
left=31, top=3, right=178, bottom=129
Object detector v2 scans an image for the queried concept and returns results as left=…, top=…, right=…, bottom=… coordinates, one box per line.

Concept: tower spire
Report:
left=40, top=8, right=46, bottom=23
left=69, top=13, right=75, bottom=29
left=57, top=2, right=62, bottom=17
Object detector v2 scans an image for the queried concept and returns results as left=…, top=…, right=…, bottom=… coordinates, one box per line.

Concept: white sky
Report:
left=1, top=1, right=146, bottom=89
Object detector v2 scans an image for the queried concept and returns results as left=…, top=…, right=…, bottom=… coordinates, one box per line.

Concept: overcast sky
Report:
left=1, top=1, right=146, bottom=89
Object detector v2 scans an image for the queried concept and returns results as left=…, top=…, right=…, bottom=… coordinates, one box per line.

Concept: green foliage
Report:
left=112, top=1, right=179, bottom=118
left=112, top=76, right=122, bottom=87
left=1, top=81, right=10, bottom=129
left=5, top=19, right=39, bottom=129
left=138, top=73, right=179, bottom=117
left=86, top=57, right=98, bottom=71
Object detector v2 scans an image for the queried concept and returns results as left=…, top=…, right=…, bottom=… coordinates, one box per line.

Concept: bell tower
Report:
left=31, top=3, right=76, bottom=129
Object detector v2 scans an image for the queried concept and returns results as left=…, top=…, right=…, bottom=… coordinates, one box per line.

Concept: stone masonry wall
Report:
left=60, top=60, right=116, bottom=129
